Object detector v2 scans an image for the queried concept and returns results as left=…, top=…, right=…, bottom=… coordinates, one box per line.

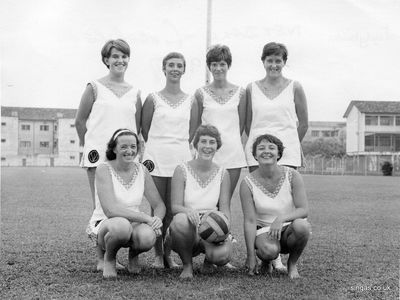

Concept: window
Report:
left=380, top=116, right=393, bottom=126
left=395, top=116, right=400, bottom=126
left=1, top=157, right=5, bottom=161
left=365, top=135, right=374, bottom=151
left=21, top=124, right=31, bottom=130
left=311, top=130, right=319, bottom=137
left=40, top=141, right=50, bottom=148
left=20, top=141, right=32, bottom=147
left=54, top=125, right=58, bottom=131
left=365, top=115, right=378, bottom=126
left=1, top=122, right=6, bottom=126
left=40, top=125, right=49, bottom=131
left=70, top=156, right=75, bottom=160
left=70, top=140, right=75, bottom=144
left=1, top=139, right=5, bottom=143
left=70, top=124, right=75, bottom=128
left=322, top=131, right=331, bottom=137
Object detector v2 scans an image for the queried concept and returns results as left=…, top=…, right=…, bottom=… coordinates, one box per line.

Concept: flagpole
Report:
left=205, top=0, right=212, bottom=84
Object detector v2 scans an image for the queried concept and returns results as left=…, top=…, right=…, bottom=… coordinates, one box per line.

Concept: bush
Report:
left=381, top=161, right=393, bottom=176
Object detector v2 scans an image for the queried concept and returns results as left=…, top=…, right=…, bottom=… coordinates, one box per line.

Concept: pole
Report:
left=205, top=0, right=212, bottom=84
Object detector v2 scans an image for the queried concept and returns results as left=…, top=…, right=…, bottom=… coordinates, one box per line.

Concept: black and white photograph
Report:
left=1, top=0, right=399, bottom=299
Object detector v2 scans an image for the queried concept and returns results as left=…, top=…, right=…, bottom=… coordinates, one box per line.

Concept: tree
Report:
left=302, top=137, right=346, bottom=157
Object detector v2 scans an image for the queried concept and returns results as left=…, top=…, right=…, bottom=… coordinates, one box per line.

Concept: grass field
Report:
left=1, top=167, right=399, bottom=299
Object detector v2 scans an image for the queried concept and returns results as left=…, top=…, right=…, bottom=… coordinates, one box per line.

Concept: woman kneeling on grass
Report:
left=86, top=128, right=166, bottom=278
left=169, top=125, right=232, bottom=279
left=240, top=134, right=311, bottom=279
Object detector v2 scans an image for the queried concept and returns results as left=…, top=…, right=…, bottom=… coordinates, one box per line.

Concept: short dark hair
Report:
left=206, top=44, right=232, bottom=69
left=261, top=42, right=288, bottom=63
left=101, top=39, right=130, bottom=68
left=252, top=134, right=285, bottom=161
left=162, top=52, right=186, bottom=72
left=193, top=124, right=222, bottom=150
left=105, top=128, right=140, bottom=160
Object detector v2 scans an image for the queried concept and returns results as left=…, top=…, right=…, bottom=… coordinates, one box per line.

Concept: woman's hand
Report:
left=186, top=210, right=200, bottom=227
left=245, top=255, right=259, bottom=276
left=268, top=217, right=284, bottom=240
left=148, top=216, right=163, bottom=231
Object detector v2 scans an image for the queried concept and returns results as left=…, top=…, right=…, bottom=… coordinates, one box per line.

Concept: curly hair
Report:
left=105, top=128, right=140, bottom=160
left=193, top=124, right=222, bottom=150
left=252, top=134, right=285, bottom=161
left=206, top=44, right=232, bottom=68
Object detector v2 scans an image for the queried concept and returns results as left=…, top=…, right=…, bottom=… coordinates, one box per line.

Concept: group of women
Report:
left=76, top=39, right=311, bottom=279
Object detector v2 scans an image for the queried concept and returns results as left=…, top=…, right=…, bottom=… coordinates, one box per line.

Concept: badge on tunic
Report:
left=143, top=160, right=155, bottom=172
left=88, top=150, right=99, bottom=163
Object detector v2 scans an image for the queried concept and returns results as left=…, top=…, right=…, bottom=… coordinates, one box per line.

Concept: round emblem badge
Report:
left=143, top=160, right=155, bottom=172
left=88, top=150, right=99, bottom=164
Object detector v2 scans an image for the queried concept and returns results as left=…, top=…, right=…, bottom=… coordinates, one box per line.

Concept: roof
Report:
left=309, top=121, right=345, bottom=128
left=343, top=101, right=400, bottom=118
left=1, top=106, right=77, bottom=120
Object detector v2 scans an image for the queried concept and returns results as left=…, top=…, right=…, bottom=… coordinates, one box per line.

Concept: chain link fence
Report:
left=301, top=154, right=400, bottom=176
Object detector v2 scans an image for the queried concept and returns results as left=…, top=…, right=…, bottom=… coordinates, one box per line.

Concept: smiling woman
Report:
left=74, top=39, right=142, bottom=210
left=86, top=128, right=166, bottom=278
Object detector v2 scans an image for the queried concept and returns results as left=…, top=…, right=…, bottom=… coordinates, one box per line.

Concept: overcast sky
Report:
left=1, top=0, right=400, bottom=121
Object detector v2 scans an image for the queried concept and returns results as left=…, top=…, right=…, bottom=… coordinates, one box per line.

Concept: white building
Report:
left=343, top=100, right=400, bottom=155
left=1, top=106, right=80, bottom=166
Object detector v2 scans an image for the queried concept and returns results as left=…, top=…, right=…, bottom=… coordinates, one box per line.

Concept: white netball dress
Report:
left=199, top=86, right=247, bottom=169
left=245, top=81, right=301, bottom=167
left=86, top=162, right=145, bottom=238
left=81, top=80, right=139, bottom=168
left=142, top=92, right=193, bottom=177
left=178, top=162, right=225, bottom=213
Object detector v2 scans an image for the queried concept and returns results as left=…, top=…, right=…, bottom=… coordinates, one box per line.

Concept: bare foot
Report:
left=103, top=259, right=117, bottom=278
left=221, top=262, right=236, bottom=270
left=200, top=258, right=215, bottom=274
left=165, top=256, right=180, bottom=268
left=179, top=266, right=194, bottom=280
left=128, top=255, right=142, bottom=274
left=272, top=256, right=287, bottom=273
left=260, top=260, right=273, bottom=275
left=288, top=264, right=300, bottom=279
left=152, top=256, right=164, bottom=268
left=97, top=259, right=125, bottom=271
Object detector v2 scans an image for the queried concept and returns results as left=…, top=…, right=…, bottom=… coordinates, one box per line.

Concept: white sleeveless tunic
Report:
left=81, top=80, right=139, bottom=167
left=142, top=93, right=193, bottom=177
left=199, top=86, right=247, bottom=169
left=245, top=81, right=301, bottom=167
left=244, top=166, right=294, bottom=232
left=179, top=162, right=225, bottom=213
left=87, top=162, right=145, bottom=236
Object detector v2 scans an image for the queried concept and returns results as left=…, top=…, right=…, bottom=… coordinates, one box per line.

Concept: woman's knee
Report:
left=256, top=238, right=280, bottom=261
left=206, top=241, right=232, bottom=266
left=99, top=217, right=132, bottom=247
left=170, top=213, right=191, bottom=235
left=132, top=224, right=156, bottom=251
left=291, top=219, right=311, bottom=239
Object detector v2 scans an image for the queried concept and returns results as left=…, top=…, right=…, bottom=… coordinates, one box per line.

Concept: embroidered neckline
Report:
left=185, top=163, right=220, bottom=188
left=97, top=80, right=133, bottom=98
left=156, top=92, right=188, bottom=109
left=203, top=86, right=239, bottom=105
left=107, top=163, right=139, bottom=190
left=255, top=80, right=291, bottom=100
left=249, top=167, right=287, bottom=198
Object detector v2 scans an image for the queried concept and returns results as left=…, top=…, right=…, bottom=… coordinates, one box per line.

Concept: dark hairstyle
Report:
left=101, top=39, right=130, bottom=68
left=252, top=134, right=285, bottom=161
left=105, top=128, right=140, bottom=160
left=193, top=124, right=222, bottom=150
left=162, top=52, right=186, bottom=72
left=261, top=42, right=288, bottom=63
left=206, top=44, right=232, bottom=68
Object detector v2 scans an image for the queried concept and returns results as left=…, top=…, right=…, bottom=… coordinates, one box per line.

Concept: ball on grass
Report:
left=198, top=211, right=230, bottom=243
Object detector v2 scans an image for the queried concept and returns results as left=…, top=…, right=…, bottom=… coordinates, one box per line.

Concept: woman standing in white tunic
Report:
left=244, top=42, right=308, bottom=271
left=75, top=39, right=141, bottom=209
left=141, top=52, right=197, bottom=268
left=245, top=42, right=308, bottom=171
left=194, top=45, right=247, bottom=198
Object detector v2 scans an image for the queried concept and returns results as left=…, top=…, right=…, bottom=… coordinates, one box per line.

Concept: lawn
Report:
left=1, top=167, right=399, bottom=299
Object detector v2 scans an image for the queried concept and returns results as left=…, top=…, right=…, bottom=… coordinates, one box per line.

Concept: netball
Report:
left=198, top=211, right=230, bottom=243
